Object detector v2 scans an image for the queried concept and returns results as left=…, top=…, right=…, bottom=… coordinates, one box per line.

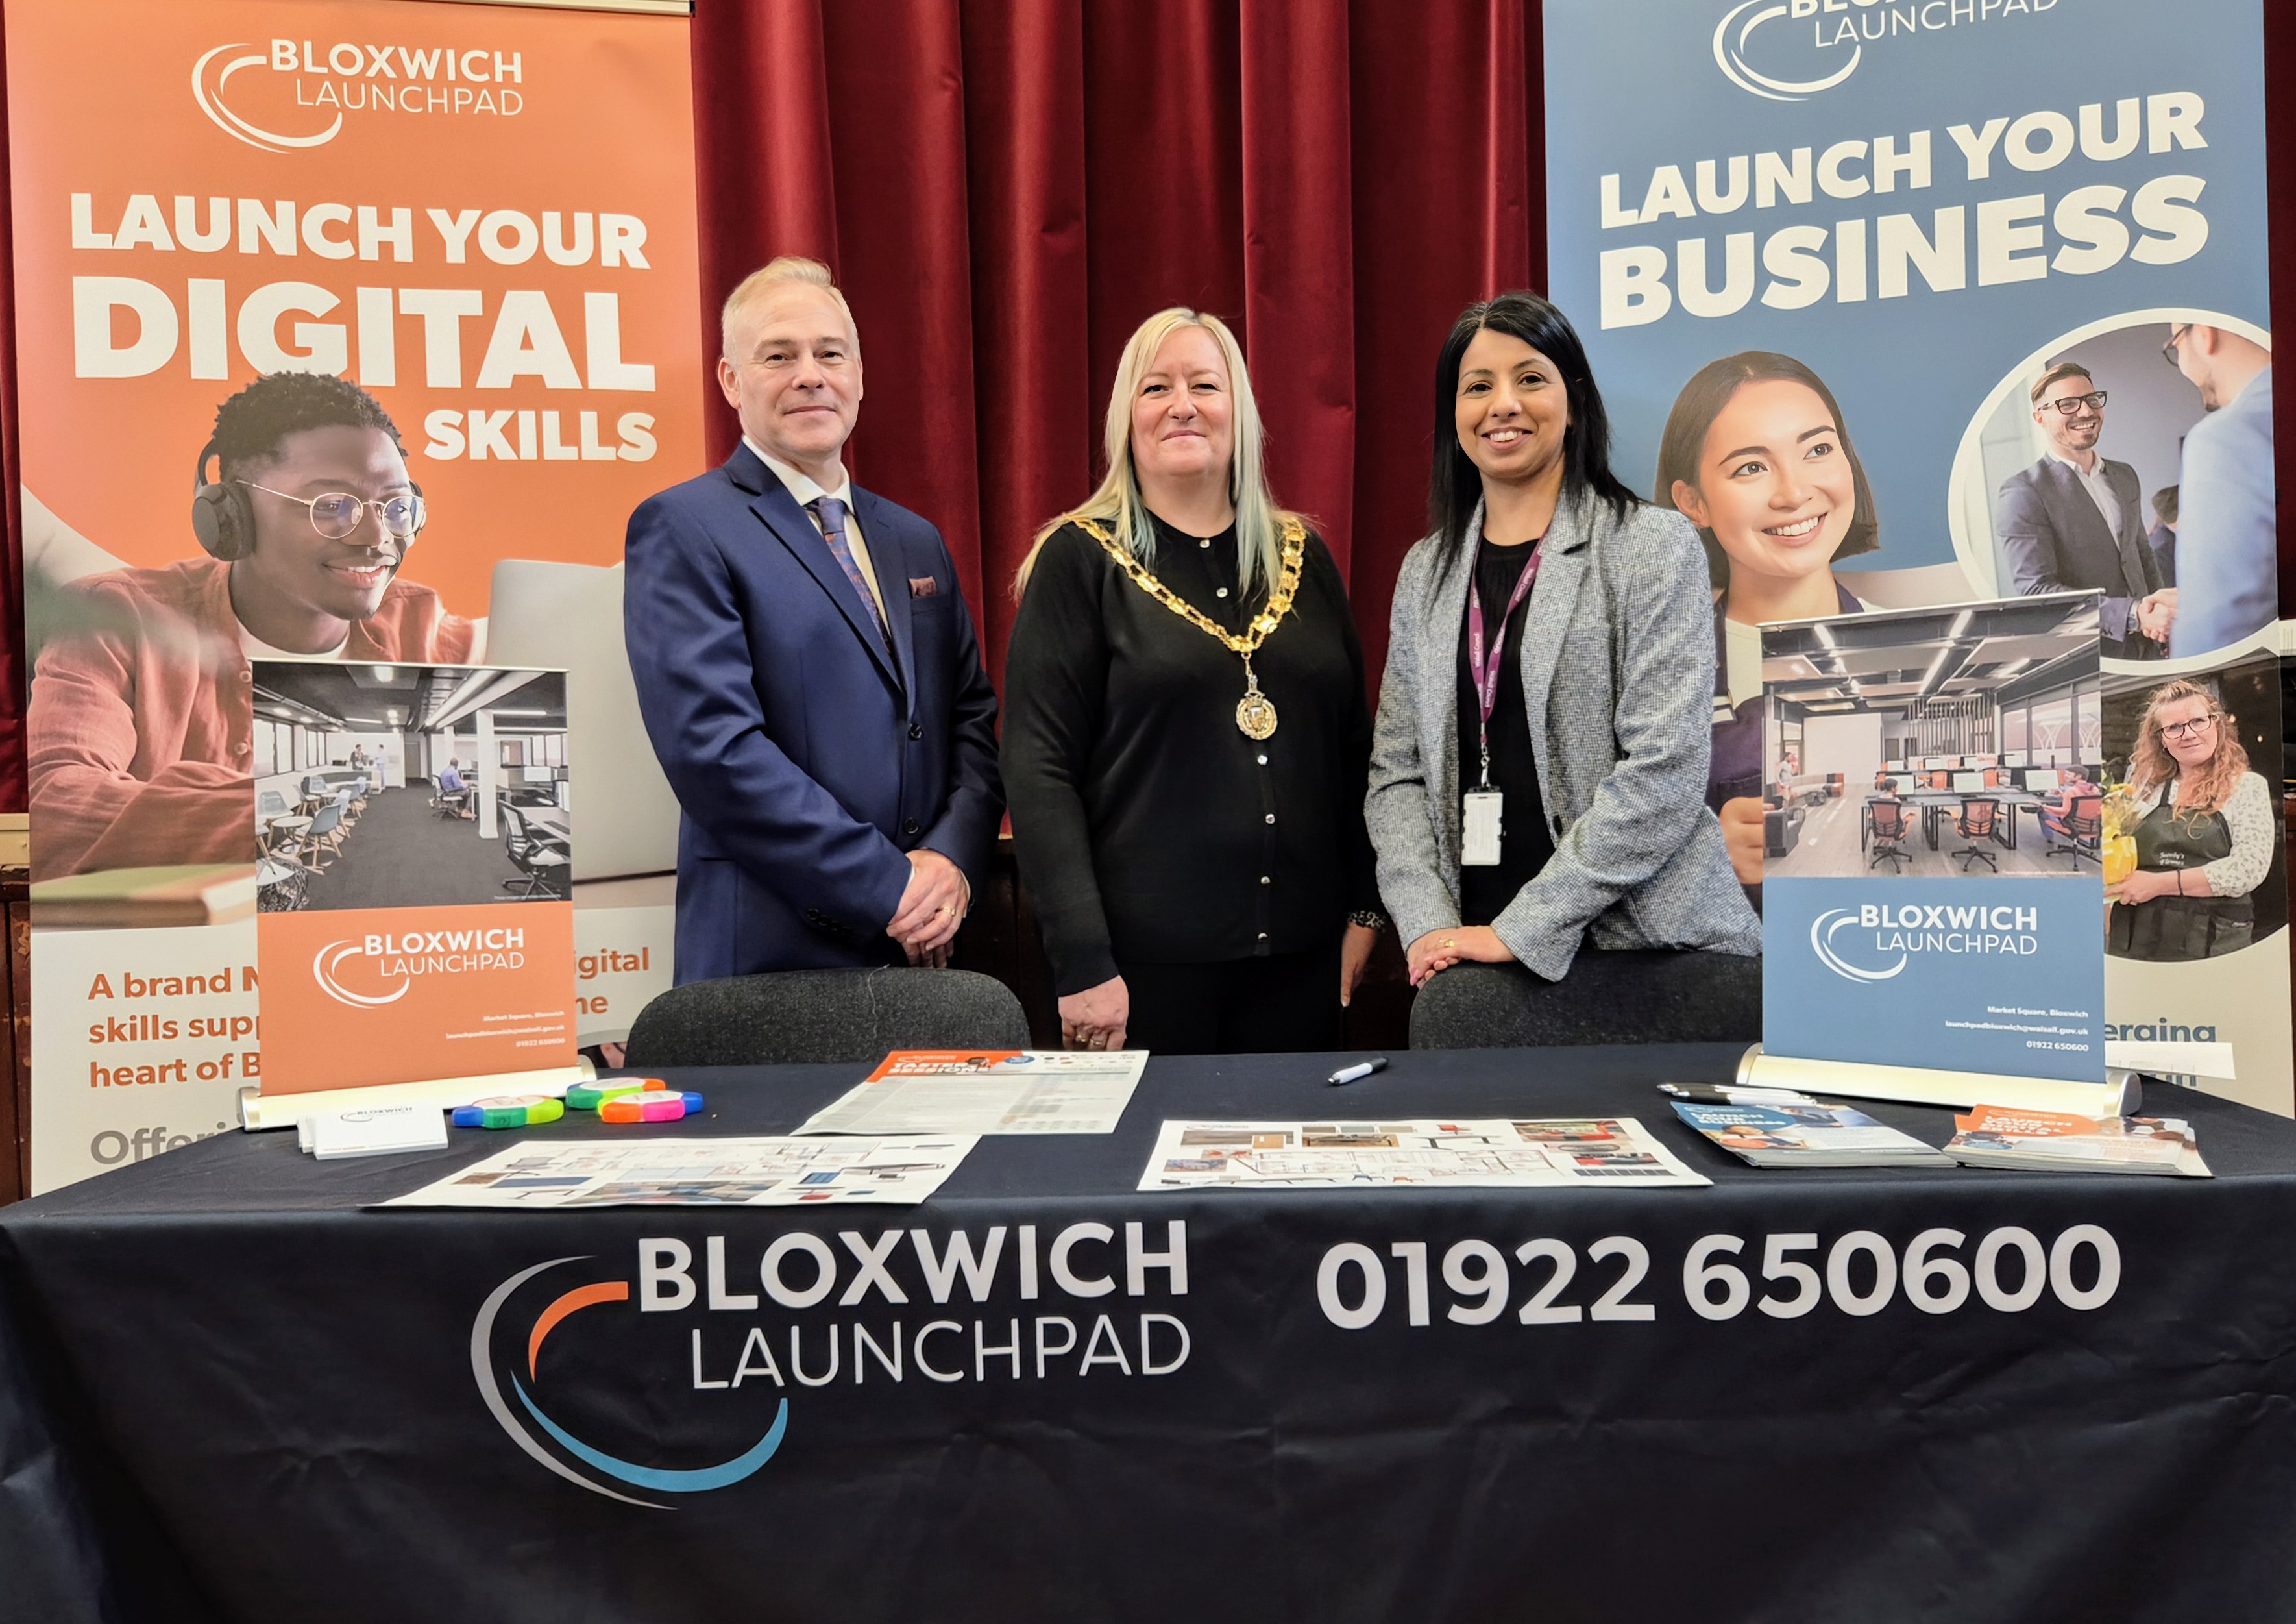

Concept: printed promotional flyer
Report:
left=10, top=0, right=699, bottom=1189
left=249, top=662, right=576, bottom=1093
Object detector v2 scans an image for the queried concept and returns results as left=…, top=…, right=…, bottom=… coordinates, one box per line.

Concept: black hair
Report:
left=1651, top=351, right=1881, bottom=591
left=212, top=372, right=403, bottom=479
left=1428, top=291, right=1638, bottom=557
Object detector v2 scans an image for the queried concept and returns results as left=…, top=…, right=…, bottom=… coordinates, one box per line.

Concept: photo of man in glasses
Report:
left=1994, top=361, right=2173, bottom=661
left=28, top=373, right=474, bottom=879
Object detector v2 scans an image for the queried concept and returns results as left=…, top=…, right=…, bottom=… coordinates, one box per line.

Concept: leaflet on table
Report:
left=796, top=1050, right=1147, bottom=1137
left=382, top=1135, right=978, bottom=1209
left=1669, top=1099, right=1951, bottom=1169
left=1945, top=1105, right=2211, bottom=1177
left=1137, top=1118, right=1709, bottom=1192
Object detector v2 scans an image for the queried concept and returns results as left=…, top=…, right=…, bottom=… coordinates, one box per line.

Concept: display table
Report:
left=6, top=1044, right=2296, bottom=1623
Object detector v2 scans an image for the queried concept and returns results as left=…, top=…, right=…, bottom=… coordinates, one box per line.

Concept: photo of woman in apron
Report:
left=2107, top=678, right=2277, bottom=961
left=1653, top=352, right=1883, bottom=887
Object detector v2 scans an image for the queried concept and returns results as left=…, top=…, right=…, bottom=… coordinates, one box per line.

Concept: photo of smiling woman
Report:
left=1654, top=352, right=1881, bottom=886
left=2106, top=678, right=2277, bottom=961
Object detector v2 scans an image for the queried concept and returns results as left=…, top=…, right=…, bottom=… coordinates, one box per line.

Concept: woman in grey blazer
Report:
left=1366, top=292, right=1759, bottom=992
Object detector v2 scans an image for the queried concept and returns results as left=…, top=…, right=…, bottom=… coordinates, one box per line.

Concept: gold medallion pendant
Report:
left=1079, top=514, right=1306, bottom=748
left=1236, top=684, right=1278, bottom=740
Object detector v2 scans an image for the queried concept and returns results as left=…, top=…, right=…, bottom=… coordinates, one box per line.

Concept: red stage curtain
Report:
left=689, top=0, right=1545, bottom=689
left=1, top=3, right=2295, bottom=806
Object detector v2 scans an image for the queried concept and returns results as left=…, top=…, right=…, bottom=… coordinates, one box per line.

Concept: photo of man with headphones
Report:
left=28, top=373, right=475, bottom=881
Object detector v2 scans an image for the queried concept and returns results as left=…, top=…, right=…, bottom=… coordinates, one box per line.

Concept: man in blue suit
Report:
left=2166, top=322, right=2275, bottom=658
left=625, top=256, right=1001, bottom=983
left=1995, top=362, right=2171, bottom=661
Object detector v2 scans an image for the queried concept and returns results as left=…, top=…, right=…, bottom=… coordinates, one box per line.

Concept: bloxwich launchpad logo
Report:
left=474, top=1257, right=787, bottom=1509
left=1809, top=901, right=2042, bottom=983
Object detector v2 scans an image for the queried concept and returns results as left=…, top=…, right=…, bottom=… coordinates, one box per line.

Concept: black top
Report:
left=1456, top=535, right=1553, bottom=926
left=1001, top=512, right=1380, bottom=995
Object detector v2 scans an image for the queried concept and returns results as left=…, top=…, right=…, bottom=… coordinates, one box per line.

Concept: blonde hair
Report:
left=1014, top=308, right=1293, bottom=598
left=720, top=256, right=855, bottom=356
left=2130, top=677, right=2249, bottom=817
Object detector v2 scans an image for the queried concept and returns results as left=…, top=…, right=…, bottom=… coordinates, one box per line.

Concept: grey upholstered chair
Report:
left=1409, top=951, right=1761, bottom=1050
left=623, top=968, right=1030, bottom=1067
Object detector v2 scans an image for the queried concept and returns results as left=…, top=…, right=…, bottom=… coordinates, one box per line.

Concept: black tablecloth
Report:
left=6, top=1044, right=2296, bottom=1623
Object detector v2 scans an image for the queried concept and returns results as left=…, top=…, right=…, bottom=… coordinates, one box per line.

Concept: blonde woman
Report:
left=2107, top=678, right=2277, bottom=961
left=1002, top=309, right=1382, bottom=1054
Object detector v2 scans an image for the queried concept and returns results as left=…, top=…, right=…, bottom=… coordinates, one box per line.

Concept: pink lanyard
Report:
left=1465, top=539, right=1544, bottom=787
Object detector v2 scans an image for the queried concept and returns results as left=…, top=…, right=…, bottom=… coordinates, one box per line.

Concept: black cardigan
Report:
left=1001, top=512, right=1381, bottom=996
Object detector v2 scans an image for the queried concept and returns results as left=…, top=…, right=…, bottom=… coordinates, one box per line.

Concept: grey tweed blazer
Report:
left=1365, top=491, right=1761, bottom=979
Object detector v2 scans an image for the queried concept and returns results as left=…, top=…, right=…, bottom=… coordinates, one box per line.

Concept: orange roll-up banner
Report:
left=8, top=0, right=702, bottom=1188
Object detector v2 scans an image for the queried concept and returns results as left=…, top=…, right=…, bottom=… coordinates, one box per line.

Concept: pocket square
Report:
left=909, top=576, right=940, bottom=598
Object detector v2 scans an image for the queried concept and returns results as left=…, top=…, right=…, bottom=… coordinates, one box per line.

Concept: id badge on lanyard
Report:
left=1461, top=543, right=1543, bottom=867
left=1462, top=788, right=1505, bottom=866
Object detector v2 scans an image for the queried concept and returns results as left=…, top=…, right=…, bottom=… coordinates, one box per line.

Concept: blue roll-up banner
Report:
left=1545, top=0, right=2290, bottom=1107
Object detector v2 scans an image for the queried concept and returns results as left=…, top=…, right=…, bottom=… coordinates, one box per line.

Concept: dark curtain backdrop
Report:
left=1, top=0, right=2295, bottom=807
left=688, top=0, right=1543, bottom=696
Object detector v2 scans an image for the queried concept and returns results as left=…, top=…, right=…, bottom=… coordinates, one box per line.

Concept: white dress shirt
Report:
left=2050, top=447, right=2123, bottom=537
left=744, top=436, right=886, bottom=615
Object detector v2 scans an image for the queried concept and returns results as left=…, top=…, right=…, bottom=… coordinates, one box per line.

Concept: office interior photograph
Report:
left=1759, top=597, right=2103, bottom=880
left=252, top=665, right=570, bottom=913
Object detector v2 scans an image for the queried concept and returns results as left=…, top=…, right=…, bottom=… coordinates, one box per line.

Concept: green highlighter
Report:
left=566, top=1077, right=668, bottom=1111
left=450, top=1095, right=566, bottom=1130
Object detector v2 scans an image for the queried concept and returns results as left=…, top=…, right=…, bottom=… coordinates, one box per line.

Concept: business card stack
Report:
left=1945, top=1105, right=2212, bottom=1177
left=297, top=1103, right=450, bottom=1161
left=1669, top=1094, right=1951, bottom=1169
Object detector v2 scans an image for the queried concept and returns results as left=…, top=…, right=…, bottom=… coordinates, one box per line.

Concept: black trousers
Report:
left=1116, top=942, right=1343, bottom=1056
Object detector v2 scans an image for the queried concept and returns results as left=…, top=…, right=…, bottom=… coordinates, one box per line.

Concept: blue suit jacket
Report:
left=624, top=445, right=1002, bottom=982
left=2171, top=365, right=2275, bottom=658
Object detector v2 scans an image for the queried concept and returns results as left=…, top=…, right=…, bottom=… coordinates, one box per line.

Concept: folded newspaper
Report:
left=1138, top=1117, right=1709, bottom=1191
left=1669, top=1097, right=1951, bottom=1168
left=382, top=1135, right=978, bottom=1208
left=1945, top=1105, right=2212, bottom=1177
left=798, top=1050, right=1146, bottom=1136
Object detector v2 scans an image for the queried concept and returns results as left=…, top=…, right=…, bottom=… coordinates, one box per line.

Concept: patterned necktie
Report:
left=806, top=495, right=891, bottom=652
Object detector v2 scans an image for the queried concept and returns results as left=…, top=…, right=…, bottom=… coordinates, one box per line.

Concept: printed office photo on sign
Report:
left=1949, top=311, right=2275, bottom=664
left=1761, top=593, right=2103, bottom=880
left=2095, top=652, right=2286, bottom=963
left=254, top=663, right=570, bottom=913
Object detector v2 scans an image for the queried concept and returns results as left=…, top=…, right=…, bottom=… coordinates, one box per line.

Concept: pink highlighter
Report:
left=599, top=1090, right=705, bottom=1124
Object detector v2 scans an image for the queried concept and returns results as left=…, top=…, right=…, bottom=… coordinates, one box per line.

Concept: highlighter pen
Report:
left=1327, top=1057, right=1389, bottom=1087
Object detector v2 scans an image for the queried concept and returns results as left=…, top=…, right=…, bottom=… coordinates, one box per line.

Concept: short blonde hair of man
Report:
left=1015, top=307, right=1295, bottom=599
left=720, top=256, right=856, bottom=357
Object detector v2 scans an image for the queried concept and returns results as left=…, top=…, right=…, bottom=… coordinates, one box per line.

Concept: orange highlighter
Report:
left=600, top=1090, right=705, bottom=1124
